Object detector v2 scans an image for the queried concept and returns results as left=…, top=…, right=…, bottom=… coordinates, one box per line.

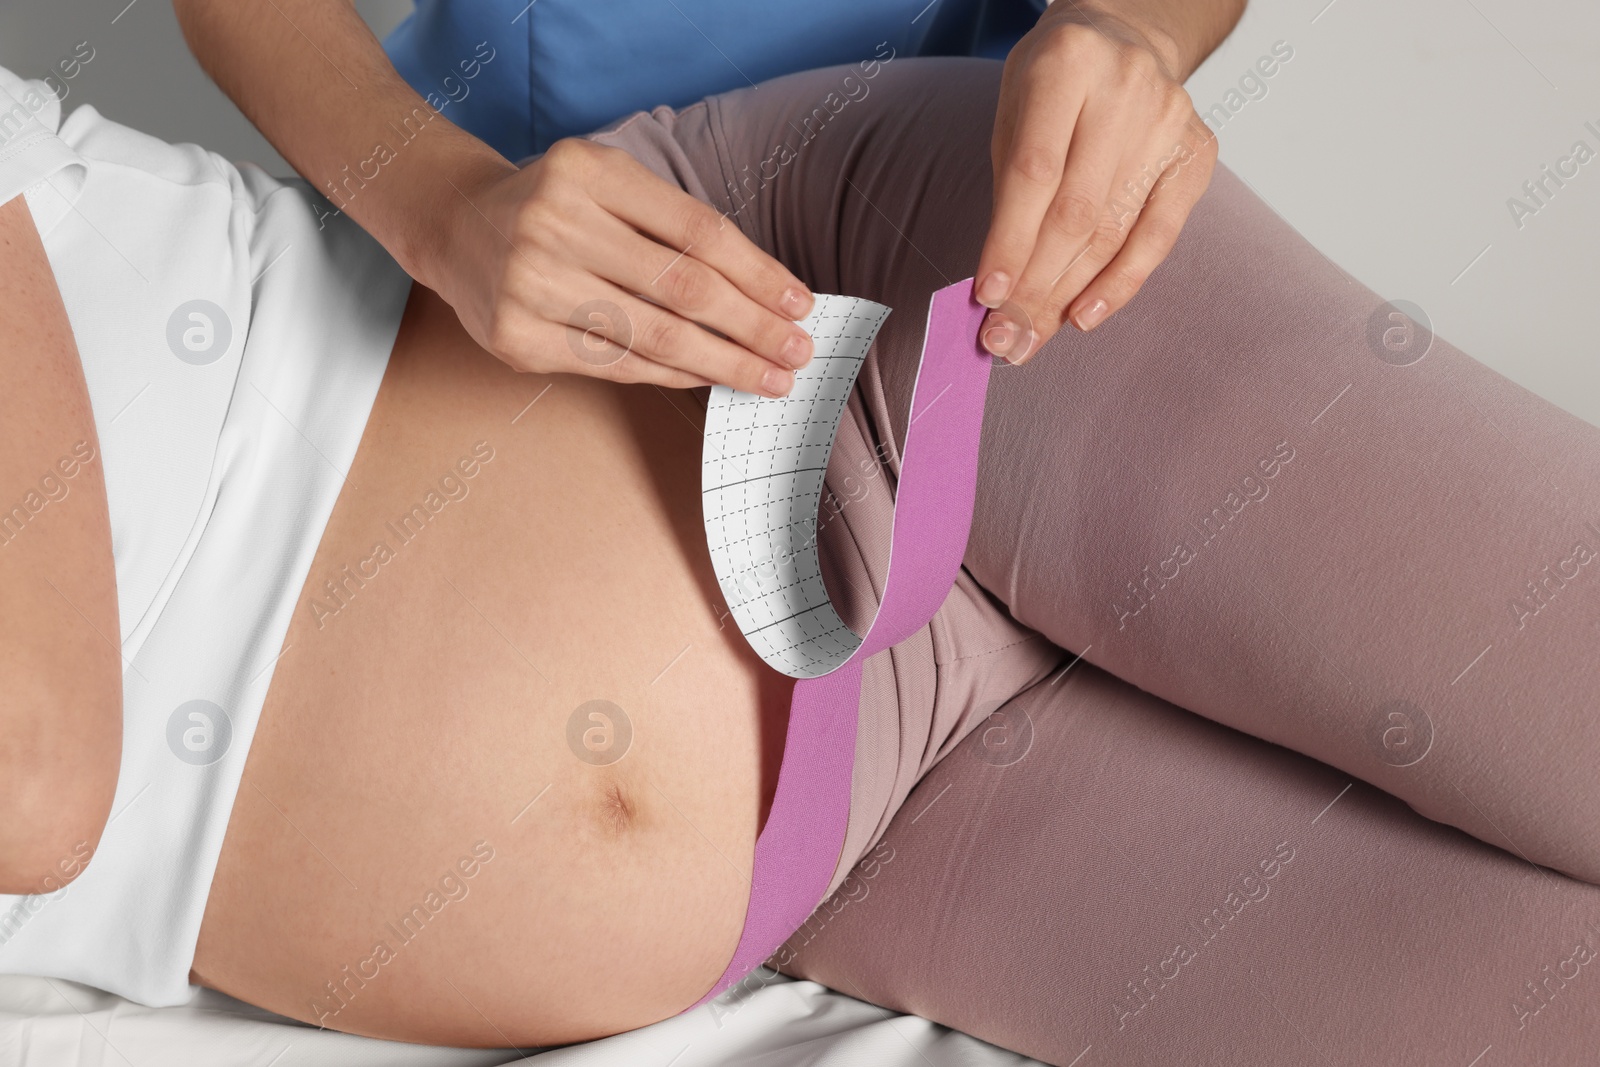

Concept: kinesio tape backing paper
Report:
left=702, top=293, right=891, bottom=679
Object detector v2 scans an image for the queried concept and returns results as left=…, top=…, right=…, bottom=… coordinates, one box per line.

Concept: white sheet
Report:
left=0, top=973, right=1044, bottom=1067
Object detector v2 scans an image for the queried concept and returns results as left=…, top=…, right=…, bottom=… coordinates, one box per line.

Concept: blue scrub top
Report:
left=385, top=0, right=1042, bottom=162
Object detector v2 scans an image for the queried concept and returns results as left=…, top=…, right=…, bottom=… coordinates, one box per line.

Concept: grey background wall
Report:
left=0, top=0, right=412, bottom=171
left=1, top=0, right=1595, bottom=427
left=1188, top=0, right=1600, bottom=429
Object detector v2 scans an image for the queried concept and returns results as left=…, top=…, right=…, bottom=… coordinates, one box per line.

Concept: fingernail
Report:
left=1007, top=327, right=1039, bottom=365
left=975, top=271, right=1010, bottom=308
left=1072, top=298, right=1109, bottom=331
left=981, top=312, right=1017, bottom=357
left=780, top=329, right=812, bottom=369
left=780, top=287, right=812, bottom=318
left=761, top=366, right=793, bottom=397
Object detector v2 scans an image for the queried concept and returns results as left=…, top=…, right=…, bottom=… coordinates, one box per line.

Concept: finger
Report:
left=974, top=74, right=1087, bottom=311
left=535, top=301, right=728, bottom=389
left=584, top=144, right=816, bottom=321
left=563, top=332, right=718, bottom=390
left=578, top=207, right=814, bottom=372
left=477, top=293, right=717, bottom=390
left=998, top=102, right=1128, bottom=359
left=1065, top=131, right=1216, bottom=334
left=993, top=115, right=1211, bottom=365
left=561, top=277, right=796, bottom=398
left=1025, top=125, right=1184, bottom=339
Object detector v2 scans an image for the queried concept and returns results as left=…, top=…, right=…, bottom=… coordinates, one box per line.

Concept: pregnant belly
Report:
left=191, top=287, right=793, bottom=1046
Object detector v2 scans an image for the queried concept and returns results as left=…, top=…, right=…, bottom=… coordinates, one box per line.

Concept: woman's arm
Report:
left=0, top=194, right=120, bottom=894
left=172, top=0, right=816, bottom=398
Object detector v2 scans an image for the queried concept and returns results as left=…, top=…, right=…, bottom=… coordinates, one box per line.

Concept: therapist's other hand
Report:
left=433, top=138, right=816, bottom=396
left=976, top=4, right=1219, bottom=364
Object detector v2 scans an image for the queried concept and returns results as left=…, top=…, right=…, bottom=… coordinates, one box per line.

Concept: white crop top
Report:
left=0, top=63, right=411, bottom=1005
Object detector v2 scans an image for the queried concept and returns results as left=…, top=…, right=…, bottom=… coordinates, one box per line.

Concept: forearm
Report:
left=0, top=196, right=120, bottom=894
left=171, top=0, right=516, bottom=290
left=1048, top=0, right=1248, bottom=80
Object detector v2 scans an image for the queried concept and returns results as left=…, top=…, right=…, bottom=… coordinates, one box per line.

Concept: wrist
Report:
left=1043, top=1, right=1191, bottom=80
left=388, top=132, right=520, bottom=296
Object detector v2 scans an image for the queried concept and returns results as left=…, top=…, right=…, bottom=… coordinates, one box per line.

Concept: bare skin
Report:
left=0, top=196, right=119, bottom=895
left=190, top=285, right=793, bottom=1047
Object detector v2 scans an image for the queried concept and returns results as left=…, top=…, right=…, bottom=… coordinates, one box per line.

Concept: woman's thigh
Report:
left=684, top=54, right=1600, bottom=883
left=774, top=660, right=1600, bottom=1066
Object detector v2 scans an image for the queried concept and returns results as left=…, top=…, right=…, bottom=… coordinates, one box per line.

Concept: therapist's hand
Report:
left=429, top=140, right=816, bottom=396
left=174, top=0, right=814, bottom=396
left=975, top=2, right=1227, bottom=364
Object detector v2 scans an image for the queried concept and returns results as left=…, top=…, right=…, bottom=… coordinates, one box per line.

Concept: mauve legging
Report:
left=588, top=57, right=1600, bottom=1064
